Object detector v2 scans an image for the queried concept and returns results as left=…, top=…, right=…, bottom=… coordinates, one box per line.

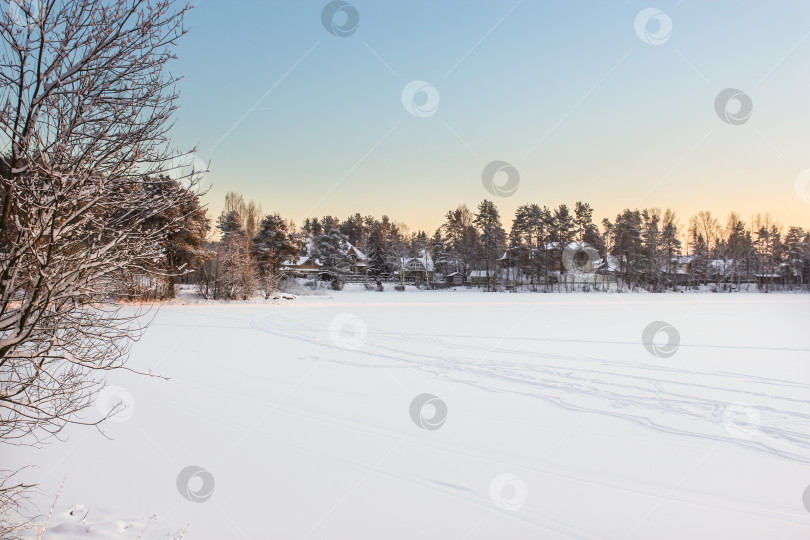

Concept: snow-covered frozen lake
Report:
left=8, top=291, right=810, bottom=539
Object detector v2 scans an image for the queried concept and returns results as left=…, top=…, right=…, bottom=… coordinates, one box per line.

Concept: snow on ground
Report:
left=5, top=290, right=810, bottom=539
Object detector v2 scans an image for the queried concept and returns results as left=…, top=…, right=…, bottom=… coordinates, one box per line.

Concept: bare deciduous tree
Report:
left=0, top=468, right=34, bottom=537
left=0, top=0, right=197, bottom=448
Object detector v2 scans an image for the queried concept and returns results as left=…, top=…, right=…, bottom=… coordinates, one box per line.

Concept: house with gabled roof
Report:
left=281, top=256, right=322, bottom=277
left=344, top=242, right=368, bottom=275
left=395, top=251, right=434, bottom=283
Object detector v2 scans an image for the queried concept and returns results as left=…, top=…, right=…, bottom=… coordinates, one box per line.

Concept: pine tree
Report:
left=641, top=209, right=662, bottom=290
left=725, top=213, right=751, bottom=288
left=574, top=201, right=604, bottom=255
left=574, top=202, right=593, bottom=243
left=611, top=209, right=643, bottom=290
left=310, top=218, right=323, bottom=237
left=431, top=229, right=448, bottom=278
left=553, top=204, right=575, bottom=247
left=510, top=205, right=531, bottom=288
left=689, top=223, right=709, bottom=287
left=443, top=205, right=479, bottom=278
left=783, top=226, right=807, bottom=290
left=321, top=215, right=341, bottom=232
left=366, top=221, right=390, bottom=276
left=251, top=214, right=303, bottom=297
left=142, top=178, right=210, bottom=298
left=313, top=228, right=351, bottom=275
left=660, top=209, right=681, bottom=290
left=340, top=213, right=369, bottom=248
left=474, top=200, right=506, bottom=291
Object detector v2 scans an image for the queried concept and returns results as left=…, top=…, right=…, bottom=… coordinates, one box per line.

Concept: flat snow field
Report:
left=6, top=291, right=810, bottom=539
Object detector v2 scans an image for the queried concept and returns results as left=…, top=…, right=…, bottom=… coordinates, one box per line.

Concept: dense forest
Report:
left=158, top=190, right=810, bottom=298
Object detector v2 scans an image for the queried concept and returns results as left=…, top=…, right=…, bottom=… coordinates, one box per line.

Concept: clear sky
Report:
left=171, top=0, right=810, bottom=233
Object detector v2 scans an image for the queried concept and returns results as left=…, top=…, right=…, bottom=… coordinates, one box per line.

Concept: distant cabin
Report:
left=281, top=256, right=322, bottom=277
left=345, top=243, right=368, bottom=275
left=468, top=270, right=497, bottom=287
left=396, top=251, right=435, bottom=283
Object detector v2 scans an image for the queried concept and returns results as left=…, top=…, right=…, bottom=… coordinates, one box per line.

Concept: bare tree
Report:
left=0, top=0, right=196, bottom=449
left=689, top=211, right=721, bottom=260
left=220, top=191, right=262, bottom=238
left=0, top=468, right=34, bottom=537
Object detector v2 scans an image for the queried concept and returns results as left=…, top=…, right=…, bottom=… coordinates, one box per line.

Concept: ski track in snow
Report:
left=249, top=313, right=810, bottom=466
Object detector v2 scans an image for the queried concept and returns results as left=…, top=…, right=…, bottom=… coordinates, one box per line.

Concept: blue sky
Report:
left=171, top=0, right=810, bottom=232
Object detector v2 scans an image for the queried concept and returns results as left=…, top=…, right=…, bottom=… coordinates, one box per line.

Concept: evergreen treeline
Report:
left=179, top=191, right=810, bottom=297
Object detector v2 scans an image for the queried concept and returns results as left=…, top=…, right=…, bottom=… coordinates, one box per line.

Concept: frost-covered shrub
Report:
left=394, top=283, right=405, bottom=292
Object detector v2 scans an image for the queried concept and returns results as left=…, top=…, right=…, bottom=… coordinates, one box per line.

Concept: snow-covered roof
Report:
left=400, top=251, right=434, bottom=271
left=282, top=256, right=322, bottom=267
left=344, top=242, right=367, bottom=260
left=708, top=259, right=730, bottom=271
